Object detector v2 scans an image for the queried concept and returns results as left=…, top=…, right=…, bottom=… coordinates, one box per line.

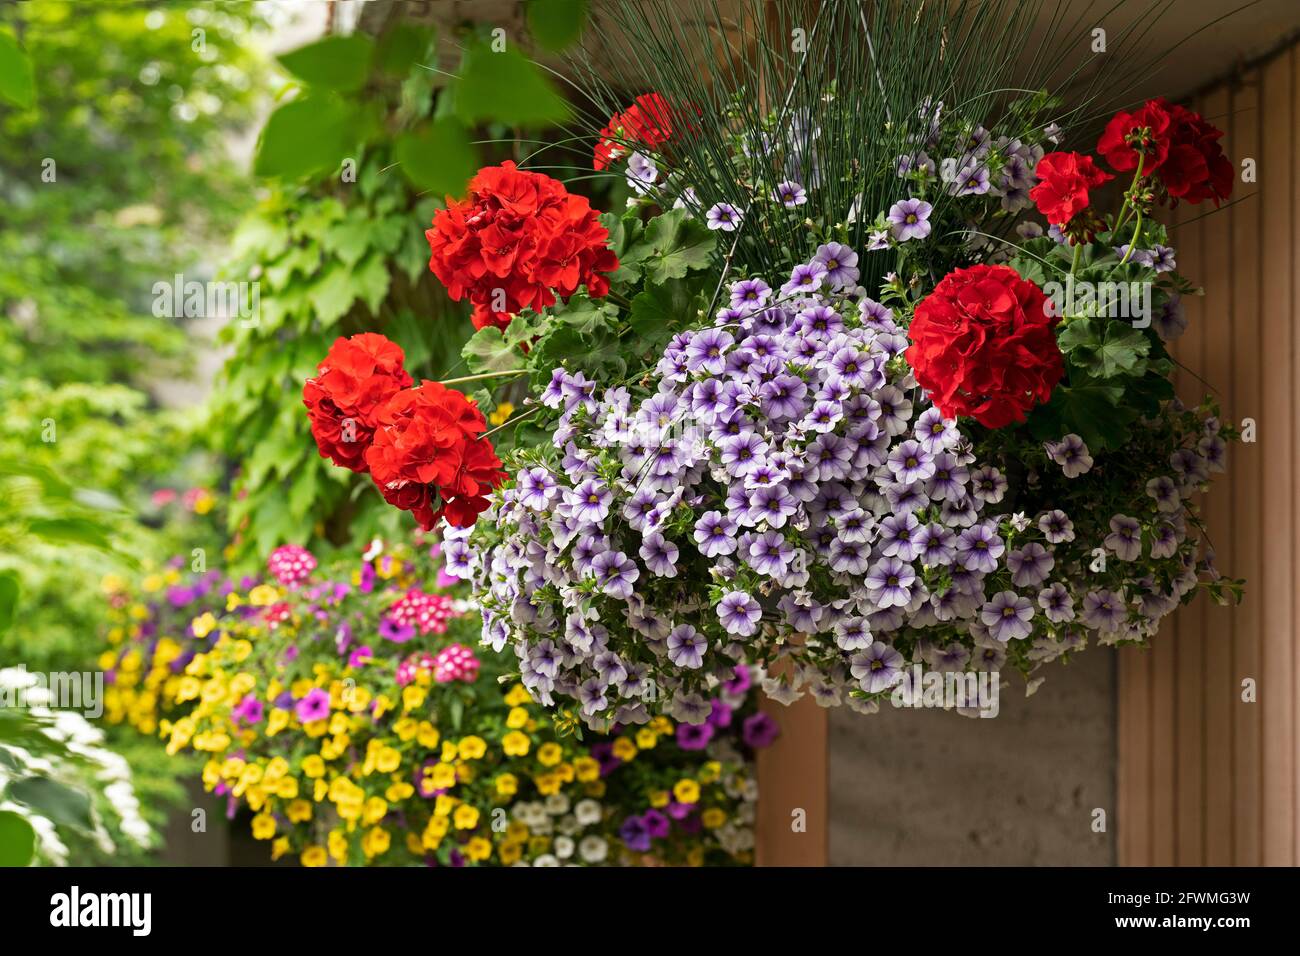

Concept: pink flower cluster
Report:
left=433, top=644, right=479, bottom=684
left=385, top=589, right=457, bottom=635
left=266, top=544, right=317, bottom=589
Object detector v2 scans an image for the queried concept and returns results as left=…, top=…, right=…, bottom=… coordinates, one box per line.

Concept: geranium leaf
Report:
left=463, top=327, right=524, bottom=374
left=278, top=35, right=374, bottom=92
left=626, top=209, right=717, bottom=285
left=1058, top=318, right=1150, bottom=379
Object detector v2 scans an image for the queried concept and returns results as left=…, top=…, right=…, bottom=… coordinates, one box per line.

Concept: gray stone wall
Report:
left=829, top=650, right=1116, bottom=865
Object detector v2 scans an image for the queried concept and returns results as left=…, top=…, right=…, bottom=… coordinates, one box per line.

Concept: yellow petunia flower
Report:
left=301, top=845, right=328, bottom=868
left=611, top=737, right=637, bottom=761
left=452, top=804, right=480, bottom=830
left=301, top=755, right=326, bottom=779
left=504, top=684, right=532, bottom=707
left=701, top=807, right=727, bottom=828
left=287, top=799, right=313, bottom=823
left=495, top=773, right=519, bottom=798
left=536, top=742, right=563, bottom=767
left=459, top=736, right=487, bottom=760
left=488, top=401, right=514, bottom=427
left=362, top=826, right=390, bottom=859
left=250, top=813, right=276, bottom=840
left=502, top=732, right=530, bottom=757
left=464, top=836, right=492, bottom=861
left=416, top=722, right=440, bottom=749
left=673, top=779, right=701, bottom=804
left=506, top=706, right=529, bottom=729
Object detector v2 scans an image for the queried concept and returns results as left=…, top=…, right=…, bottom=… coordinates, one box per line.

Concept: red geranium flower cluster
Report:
left=303, top=334, right=504, bottom=530
left=1030, top=151, right=1113, bottom=226
left=302, top=333, right=413, bottom=473
left=1097, top=97, right=1233, bottom=205
left=425, top=161, right=619, bottom=331
left=906, top=264, right=1064, bottom=429
left=364, top=380, right=506, bottom=530
left=593, top=92, right=675, bottom=170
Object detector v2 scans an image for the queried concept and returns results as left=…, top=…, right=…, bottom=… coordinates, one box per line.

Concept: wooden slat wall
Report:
left=1117, top=45, right=1298, bottom=866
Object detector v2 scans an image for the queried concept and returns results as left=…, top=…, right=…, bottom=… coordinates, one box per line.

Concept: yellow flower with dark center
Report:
left=536, top=742, right=563, bottom=767
left=636, top=728, right=659, bottom=749
left=502, top=731, right=530, bottom=757
left=393, top=717, right=418, bottom=741
left=506, top=706, right=529, bottom=729
left=673, top=779, right=700, bottom=804
left=496, top=773, right=518, bottom=797
left=573, top=757, right=600, bottom=782
left=459, top=736, right=487, bottom=760
left=504, top=684, right=532, bottom=707
left=701, top=807, right=727, bottom=828
left=362, top=827, right=390, bottom=859
left=250, top=813, right=276, bottom=840
left=301, top=845, right=328, bottom=867
left=287, top=799, right=313, bottom=823
left=611, top=737, right=637, bottom=761
left=465, top=836, right=492, bottom=861
left=416, top=722, right=440, bottom=749
left=301, top=755, right=326, bottom=779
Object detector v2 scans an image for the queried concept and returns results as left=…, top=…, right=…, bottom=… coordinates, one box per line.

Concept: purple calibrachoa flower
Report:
left=955, top=522, right=1005, bottom=573
left=887, top=197, right=933, bottom=241
left=295, top=688, right=330, bottom=724
left=571, top=478, right=613, bottom=523
left=592, top=549, right=640, bottom=599
left=745, top=530, right=795, bottom=576
left=1081, top=589, right=1128, bottom=632
left=1038, top=582, right=1075, bottom=623
left=717, top=590, right=762, bottom=636
left=676, top=721, right=714, bottom=750
left=741, top=711, right=781, bottom=748
left=639, top=533, right=679, bottom=577
left=981, top=590, right=1035, bottom=642
left=706, top=202, right=742, bottom=231
left=619, top=814, right=653, bottom=852
left=773, top=180, right=807, bottom=207
left=685, top=327, right=733, bottom=375
left=1038, top=509, right=1075, bottom=543
left=851, top=642, right=905, bottom=693
left=729, top=277, right=773, bottom=310
left=518, top=467, right=558, bottom=510
left=693, top=510, right=738, bottom=556
left=1105, top=514, right=1143, bottom=562
left=666, top=624, right=706, bottom=668
left=1045, top=434, right=1093, bottom=477
left=864, top=556, right=915, bottom=608
left=813, top=241, right=860, bottom=289
left=781, top=260, right=827, bottom=297
left=1007, top=542, right=1054, bottom=587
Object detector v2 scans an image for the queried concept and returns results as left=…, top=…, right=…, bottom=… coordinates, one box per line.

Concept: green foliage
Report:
left=526, top=0, right=589, bottom=51
left=0, top=28, right=34, bottom=108
left=0, top=810, right=36, bottom=866
left=278, top=34, right=374, bottom=91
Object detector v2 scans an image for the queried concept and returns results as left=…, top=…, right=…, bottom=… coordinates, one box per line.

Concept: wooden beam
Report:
left=755, top=693, right=828, bottom=866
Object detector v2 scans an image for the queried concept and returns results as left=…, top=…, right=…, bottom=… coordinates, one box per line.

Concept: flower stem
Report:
left=482, top=405, right=539, bottom=440
left=1111, top=154, right=1146, bottom=237
left=438, top=369, right=528, bottom=388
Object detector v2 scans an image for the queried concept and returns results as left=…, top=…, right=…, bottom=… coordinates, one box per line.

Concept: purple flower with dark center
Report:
left=719, top=431, right=769, bottom=477
left=951, top=163, right=991, bottom=195
left=724, top=665, right=752, bottom=695
left=746, top=530, right=794, bottom=577
left=804, top=400, right=842, bottom=433
left=741, top=711, right=781, bottom=748
left=666, top=624, right=707, bottom=668
left=379, top=617, right=415, bottom=643
left=578, top=677, right=608, bottom=716
left=926, top=452, right=968, bottom=502
left=1197, top=434, right=1226, bottom=472
left=639, top=533, right=679, bottom=577
left=760, top=373, right=808, bottom=420
left=1038, top=509, right=1075, bottom=543
left=781, top=261, right=827, bottom=297
left=1149, top=244, right=1176, bottom=272
left=706, top=202, right=742, bottom=231
left=878, top=512, right=920, bottom=560
left=1007, top=542, right=1054, bottom=587
left=980, top=590, right=1034, bottom=642
left=806, top=432, right=852, bottom=481
left=774, top=180, right=807, bottom=207
left=748, top=486, right=797, bottom=529
left=913, top=407, right=957, bottom=453
left=685, top=327, right=733, bottom=374
left=730, top=278, right=773, bottom=310
left=828, top=345, right=876, bottom=389
left=676, top=721, right=714, bottom=750
left=969, top=466, right=1008, bottom=503
left=571, top=478, right=612, bottom=523
left=518, top=467, right=558, bottom=511
left=1150, top=521, right=1179, bottom=559
left=813, top=241, right=860, bottom=289
left=915, top=523, right=956, bottom=566
left=592, top=550, right=640, bottom=598
left=835, top=507, right=871, bottom=544
left=1038, top=582, right=1075, bottom=623
left=717, top=590, right=762, bottom=636
left=1045, top=434, right=1092, bottom=477
left=1146, top=476, right=1181, bottom=513
left=865, top=556, right=915, bottom=608
left=887, top=438, right=935, bottom=484
left=794, top=305, right=844, bottom=339
left=829, top=538, right=870, bottom=574
left=232, top=694, right=264, bottom=725
left=955, top=523, right=1005, bottom=572
left=887, top=197, right=933, bottom=241
left=295, top=688, right=330, bottom=724
left=1081, top=589, right=1127, bottom=632
left=867, top=229, right=890, bottom=250
left=642, top=808, right=672, bottom=838
left=850, top=643, right=905, bottom=693
left=619, top=815, right=653, bottom=851
left=348, top=645, right=373, bottom=668
left=708, top=699, right=733, bottom=728
left=834, top=616, right=873, bottom=651
left=1104, top=514, right=1143, bottom=561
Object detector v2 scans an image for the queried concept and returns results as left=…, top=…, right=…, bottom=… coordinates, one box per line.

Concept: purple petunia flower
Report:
left=864, top=556, right=915, bottom=608
left=685, top=327, right=734, bottom=375
left=1046, top=433, right=1093, bottom=477
left=675, top=721, right=714, bottom=750
left=591, top=549, right=640, bottom=599
left=694, top=510, right=739, bottom=556
left=741, top=711, right=781, bottom=748
left=887, top=197, right=933, bottom=241
left=706, top=202, right=742, bottom=231
left=619, top=815, right=653, bottom=852
left=1104, top=514, right=1143, bottom=562
left=1007, top=542, right=1054, bottom=588
left=955, top=523, right=1005, bottom=573
left=1038, top=582, right=1075, bottom=623
left=295, top=688, right=330, bottom=724
left=571, top=478, right=613, bottom=524
left=781, top=260, right=828, bottom=297
left=666, top=624, right=707, bottom=669
left=717, top=590, right=763, bottom=636
left=729, top=278, right=773, bottom=311
left=980, top=590, right=1035, bottom=642
left=773, top=180, right=807, bottom=207
left=850, top=642, right=905, bottom=693
left=1081, top=589, right=1127, bottom=633
left=813, top=241, right=860, bottom=289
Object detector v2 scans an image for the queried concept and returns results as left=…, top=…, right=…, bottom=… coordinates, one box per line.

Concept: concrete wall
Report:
left=829, top=650, right=1116, bottom=865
